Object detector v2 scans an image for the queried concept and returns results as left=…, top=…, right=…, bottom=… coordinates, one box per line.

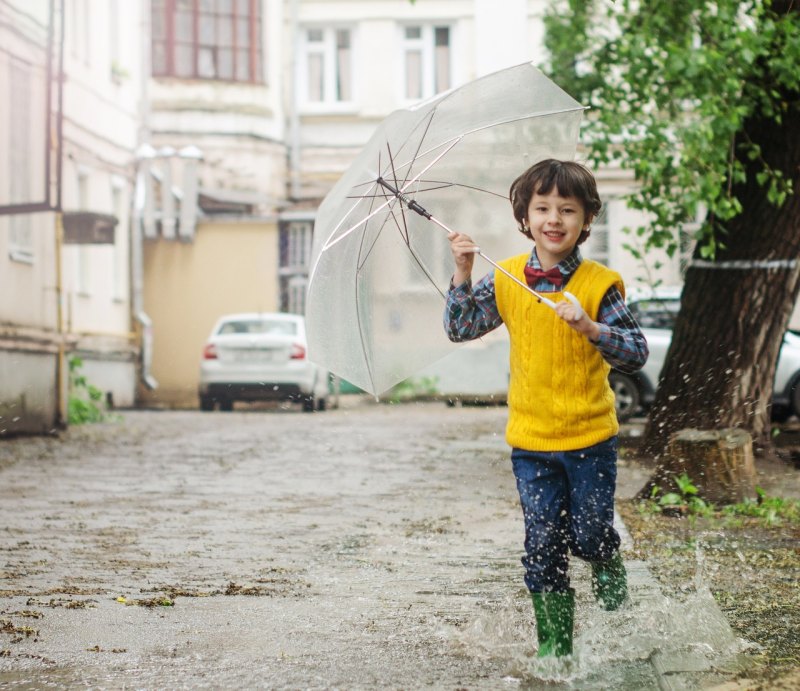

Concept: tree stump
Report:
left=667, top=428, right=757, bottom=504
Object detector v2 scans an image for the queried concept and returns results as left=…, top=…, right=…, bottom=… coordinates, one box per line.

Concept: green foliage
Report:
left=722, top=486, right=800, bottom=525
left=653, top=472, right=714, bottom=516
left=67, top=356, right=107, bottom=425
left=386, top=376, right=439, bottom=403
left=645, top=475, right=799, bottom=525
left=543, top=0, right=800, bottom=259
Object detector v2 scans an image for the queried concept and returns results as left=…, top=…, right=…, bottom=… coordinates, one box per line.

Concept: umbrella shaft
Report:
left=378, top=175, right=556, bottom=310
left=376, top=177, right=432, bottom=219
left=427, top=216, right=557, bottom=310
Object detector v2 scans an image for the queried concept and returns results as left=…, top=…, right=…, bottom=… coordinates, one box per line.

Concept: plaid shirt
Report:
left=444, top=248, right=648, bottom=374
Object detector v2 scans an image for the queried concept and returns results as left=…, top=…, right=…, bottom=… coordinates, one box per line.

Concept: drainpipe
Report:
left=132, top=144, right=158, bottom=391
left=54, top=0, right=66, bottom=428
left=288, top=0, right=301, bottom=201
left=132, top=0, right=157, bottom=392
left=54, top=210, right=66, bottom=426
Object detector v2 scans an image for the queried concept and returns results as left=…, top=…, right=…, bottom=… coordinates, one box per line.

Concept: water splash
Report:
left=443, top=560, right=753, bottom=689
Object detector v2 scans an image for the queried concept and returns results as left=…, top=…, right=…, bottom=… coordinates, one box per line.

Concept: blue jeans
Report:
left=511, top=436, right=620, bottom=593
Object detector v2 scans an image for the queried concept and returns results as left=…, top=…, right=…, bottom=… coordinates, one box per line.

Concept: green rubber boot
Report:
left=590, top=552, right=628, bottom=611
left=531, top=590, right=575, bottom=657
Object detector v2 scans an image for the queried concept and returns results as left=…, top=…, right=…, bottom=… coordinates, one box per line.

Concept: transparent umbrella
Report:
left=306, top=62, right=585, bottom=396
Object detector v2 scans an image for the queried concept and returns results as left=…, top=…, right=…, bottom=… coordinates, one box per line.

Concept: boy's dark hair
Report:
left=509, top=159, right=602, bottom=244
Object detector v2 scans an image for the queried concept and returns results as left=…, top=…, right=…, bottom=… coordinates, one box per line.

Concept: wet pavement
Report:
left=0, top=401, right=751, bottom=689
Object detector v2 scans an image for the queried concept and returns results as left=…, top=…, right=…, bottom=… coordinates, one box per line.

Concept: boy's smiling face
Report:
left=524, top=188, right=591, bottom=269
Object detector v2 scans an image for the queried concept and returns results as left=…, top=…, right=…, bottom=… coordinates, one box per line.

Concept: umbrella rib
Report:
left=383, top=147, right=447, bottom=299
left=399, top=109, right=437, bottom=193
left=389, top=106, right=585, bottom=176
left=320, top=191, right=397, bottom=252
left=325, top=105, right=585, bottom=253
left=385, top=141, right=413, bottom=246
left=396, top=137, right=463, bottom=198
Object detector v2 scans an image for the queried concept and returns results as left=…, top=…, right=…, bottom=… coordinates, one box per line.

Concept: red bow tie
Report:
left=523, top=265, right=563, bottom=287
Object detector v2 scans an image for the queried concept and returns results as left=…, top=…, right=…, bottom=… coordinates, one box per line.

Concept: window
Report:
left=111, top=180, right=126, bottom=300
left=70, top=0, right=91, bottom=65
left=402, top=24, right=451, bottom=101
left=582, top=204, right=610, bottom=267
left=629, top=299, right=681, bottom=330
left=76, top=170, right=90, bottom=294
left=151, top=0, right=263, bottom=83
left=8, top=59, right=33, bottom=262
left=299, top=27, right=353, bottom=106
left=279, top=220, right=313, bottom=314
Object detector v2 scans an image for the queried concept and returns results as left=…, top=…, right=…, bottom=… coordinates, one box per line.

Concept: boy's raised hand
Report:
left=448, top=232, right=479, bottom=286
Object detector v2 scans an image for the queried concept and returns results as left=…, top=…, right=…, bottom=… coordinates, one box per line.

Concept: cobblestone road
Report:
left=0, top=402, right=745, bottom=689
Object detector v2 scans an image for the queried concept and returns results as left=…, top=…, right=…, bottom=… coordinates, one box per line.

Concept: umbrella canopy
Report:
left=306, top=62, right=585, bottom=395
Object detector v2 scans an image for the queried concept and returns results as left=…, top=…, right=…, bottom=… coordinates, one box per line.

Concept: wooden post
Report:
left=668, top=428, right=757, bottom=504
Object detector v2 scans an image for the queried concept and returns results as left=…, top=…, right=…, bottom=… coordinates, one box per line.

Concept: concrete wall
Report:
left=140, top=219, right=280, bottom=408
left=0, top=349, right=60, bottom=435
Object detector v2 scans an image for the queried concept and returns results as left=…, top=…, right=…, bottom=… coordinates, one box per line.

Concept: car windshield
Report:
left=629, top=298, right=681, bottom=329
left=217, top=319, right=298, bottom=336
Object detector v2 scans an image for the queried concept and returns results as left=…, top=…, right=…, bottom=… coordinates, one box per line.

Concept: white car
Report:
left=198, top=313, right=329, bottom=412
left=609, top=287, right=800, bottom=422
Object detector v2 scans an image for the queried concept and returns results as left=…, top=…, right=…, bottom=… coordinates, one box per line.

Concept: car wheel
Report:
left=316, top=397, right=327, bottom=412
left=792, top=382, right=800, bottom=420
left=771, top=403, right=792, bottom=423
left=609, top=372, right=641, bottom=423
left=302, top=395, right=316, bottom=413
left=219, top=399, right=234, bottom=412
left=199, top=396, right=215, bottom=412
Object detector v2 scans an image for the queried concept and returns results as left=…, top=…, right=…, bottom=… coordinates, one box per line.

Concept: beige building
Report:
left=1, top=0, right=140, bottom=433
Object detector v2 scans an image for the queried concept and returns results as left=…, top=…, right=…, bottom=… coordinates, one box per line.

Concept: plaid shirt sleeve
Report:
left=444, top=271, right=504, bottom=341
left=444, top=267, right=648, bottom=373
left=593, top=286, right=649, bottom=373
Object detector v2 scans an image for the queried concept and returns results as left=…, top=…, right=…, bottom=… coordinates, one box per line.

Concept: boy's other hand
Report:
left=448, top=232, right=479, bottom=285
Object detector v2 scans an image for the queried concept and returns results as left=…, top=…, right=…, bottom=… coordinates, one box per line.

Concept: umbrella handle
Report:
left=563, top=291, right=585, bottom=321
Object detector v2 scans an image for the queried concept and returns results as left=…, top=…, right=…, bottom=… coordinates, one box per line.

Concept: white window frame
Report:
left=297, top=25, right=356, bottom=113
left=286, top=221, right=312, bottom=270
left=287, top=275, right=307, bottom=316
left=582, top=203, right=610, bottom=268
left=279, top=218, right=313, bottom=315
left=399, top=23, right=453, bottom=104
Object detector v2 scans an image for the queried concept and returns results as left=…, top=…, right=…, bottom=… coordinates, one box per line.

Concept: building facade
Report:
left=3, top=0, right=795, bottom=426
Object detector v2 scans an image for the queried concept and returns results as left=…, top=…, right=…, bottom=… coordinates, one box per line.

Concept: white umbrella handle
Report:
left=563, top=291, right=585, bottom=321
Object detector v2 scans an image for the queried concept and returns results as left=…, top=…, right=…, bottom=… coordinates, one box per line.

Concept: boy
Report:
left=445, top=159, right=648, bottom=657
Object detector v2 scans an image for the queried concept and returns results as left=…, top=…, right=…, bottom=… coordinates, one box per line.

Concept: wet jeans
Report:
left=511, top=436, right=621, bottom=593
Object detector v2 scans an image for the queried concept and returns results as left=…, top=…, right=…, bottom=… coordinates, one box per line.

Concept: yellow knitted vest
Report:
left=496, top=254, right=624, bottom=451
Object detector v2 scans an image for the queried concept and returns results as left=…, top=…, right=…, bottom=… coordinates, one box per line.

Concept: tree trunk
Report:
left=640, top=12, right=800, bottom=488
left=668, top=428, right=756, bottom=504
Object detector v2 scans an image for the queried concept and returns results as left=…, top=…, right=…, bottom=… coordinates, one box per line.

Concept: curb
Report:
left=614, top=511, right=752, bottom=690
